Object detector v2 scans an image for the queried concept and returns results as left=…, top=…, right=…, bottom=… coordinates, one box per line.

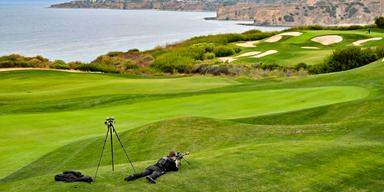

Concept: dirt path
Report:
left=312, top=35, right=343, bottom=45
left=352, top=37, right=383, bottom=46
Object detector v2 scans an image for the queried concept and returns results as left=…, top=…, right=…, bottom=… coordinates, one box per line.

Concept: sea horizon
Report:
left=0, top=0, right=286, bottom=62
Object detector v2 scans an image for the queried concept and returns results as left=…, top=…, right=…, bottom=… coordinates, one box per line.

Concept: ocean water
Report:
left=0, top=0, right=286, bottom=62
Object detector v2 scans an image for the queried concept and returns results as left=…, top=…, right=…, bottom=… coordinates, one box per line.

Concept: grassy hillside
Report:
left=0, top=56, right=383, bottom=191
left=1, top=27, right=384, bottom=191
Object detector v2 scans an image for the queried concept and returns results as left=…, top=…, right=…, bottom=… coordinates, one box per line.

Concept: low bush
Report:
left=76, top=63, right=119, bottom=73
left=287, top=24, right=376, bottom=31
left=51, top=60, right=70, bottom=69
left=309, top=47, right=379, bottom=73
left=0, top=54, right=50, bottom=68
left=375, top=17, right=384, bottom=28
left=213, top=46, right=235, bottom=57
left=203, top=52, right=216, bottom=60
left=151, top=54, right=195, bottom=73
left=295, top=62, right=308, bottom=70
left=375, top=46, right=384, bottom=58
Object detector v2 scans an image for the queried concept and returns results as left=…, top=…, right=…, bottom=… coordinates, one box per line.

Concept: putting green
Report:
left=0, top=84, right=368, bottom=178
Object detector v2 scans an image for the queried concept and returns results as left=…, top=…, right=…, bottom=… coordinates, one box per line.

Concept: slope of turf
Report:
left=0, top=70, right=368, bottom=179
left=1, top=58, right=384, bottom=191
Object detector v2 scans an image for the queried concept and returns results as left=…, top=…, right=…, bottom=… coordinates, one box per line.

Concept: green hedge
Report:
left=375, top=17, right=384, bottom=28
left=309, top=47, right=380, bottom=73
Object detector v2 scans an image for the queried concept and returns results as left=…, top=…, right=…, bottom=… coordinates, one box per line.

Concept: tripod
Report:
left=94, top=117, right=136, bottom=181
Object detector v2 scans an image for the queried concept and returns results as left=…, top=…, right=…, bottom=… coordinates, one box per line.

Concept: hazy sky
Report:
left=0, top=0, right=63, bottom=6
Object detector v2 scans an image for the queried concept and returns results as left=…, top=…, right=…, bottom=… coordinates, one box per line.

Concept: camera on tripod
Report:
left=104, top=117, right=115, bottom=126
left=95, top=117, right=136, bottom=181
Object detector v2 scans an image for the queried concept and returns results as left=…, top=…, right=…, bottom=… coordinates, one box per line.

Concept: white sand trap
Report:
left=265, top=32, right=303, bottom=43
left=252, top=50, right=278, bottom=58
left=0, top=68, right=83, bottom=73
left=218, top=51, right=261, bottom=63
left=265, top=35, right=283, bottom=43
left=352, top=37, right=383, bottom=46
left=301, top=46, right=320, bottom=49
left=235, top=41, right=259, bottom=48
left=312, top=35, right=343, bottom=45
left=237, top=51, right=262, bottom=57
left=218, top=57, right=237, bottom=63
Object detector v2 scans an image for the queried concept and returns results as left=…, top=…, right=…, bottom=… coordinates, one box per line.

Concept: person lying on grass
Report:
left=124, top=150, right=180, bottom=184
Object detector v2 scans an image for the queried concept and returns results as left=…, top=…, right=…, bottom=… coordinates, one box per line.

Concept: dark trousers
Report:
left=130, top=166, right=164, bottom=180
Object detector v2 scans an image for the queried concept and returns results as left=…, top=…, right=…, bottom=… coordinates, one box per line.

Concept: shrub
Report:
left=234, top=47, right=242, bottom=53
left=68, top=61, right=82, bottom=69
left=287, top=24, right=375, bottom=31
left=283, top=15, right=295, bottom=22
left=375, top=46, right=384, bottom=58
left=214, top=46, right=235, bottom=57
left=76, top=63, right=118, bottom=73
left=375, top=17, right=384, bottom=28
left=0, top=54, right=50, bottom=68
left=295, top=62, right=308, bottom=70
left=203, top=52, right=216, bottom=60
left=190, top=43, right=215, bottom=53
left=311, top=47, right=378, bottom=73
left=51, top=60, right=70, bottom=69
left=151, top=55, right=195, bottom=73
left=107, top=51, right=123, bottom=57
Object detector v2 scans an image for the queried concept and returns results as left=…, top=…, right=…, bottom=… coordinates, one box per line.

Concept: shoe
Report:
left=124, top=175, right=135, bottom=181
left=146, top=176, right=156, bottom=184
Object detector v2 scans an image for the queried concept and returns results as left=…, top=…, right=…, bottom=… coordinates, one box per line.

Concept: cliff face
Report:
left=50, top=0, right=227, bottom=11
left=217, top=0, right=384, bottom=26
left=51, top=0, right=384, bottom=26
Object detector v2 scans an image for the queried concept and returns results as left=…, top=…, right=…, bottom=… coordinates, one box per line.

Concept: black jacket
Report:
left=153, top=156, right=178, bottom=172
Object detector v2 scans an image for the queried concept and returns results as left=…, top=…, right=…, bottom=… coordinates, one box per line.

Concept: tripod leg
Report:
left=94, top=128, right=110, bottom=181
left=182, top=158, right=191, bottom=165
left=112, top=125, right=136, bottom=173
left=109, top=125, right=115, bottom=171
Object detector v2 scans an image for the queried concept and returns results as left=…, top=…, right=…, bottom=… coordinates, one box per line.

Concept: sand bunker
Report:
left=265, top=32, right=303, bottom=43
left=237, top=51, right=262, bottom=57
left=0, top=68, right=84, bottom=73
left=218, top=50, right=276, bottom=63
left=252, top=50, right=278, bottom=58
left=265, top=35, right=283, bottom=43
left=301, top=46, right=320, bottom=49
left=352, top=37, right=383, bottom=46
left=312, top=35, right=343, bottom=45
left=218, top=57, right=237, bottom=63
left=235, top=41, right=259, bottom=48
left=218, top=51, right=261, bottom=63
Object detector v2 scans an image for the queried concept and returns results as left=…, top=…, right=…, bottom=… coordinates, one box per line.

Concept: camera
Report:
left=104, top=117, right=115, bottom=126
left=176, top=152, right=189, bottom=160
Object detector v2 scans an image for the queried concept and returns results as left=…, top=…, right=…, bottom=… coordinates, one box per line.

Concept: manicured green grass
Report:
left=0, top=70, right=368, bottom=179
left=0, top=33, right=384, bottom=191
left=232, top=29, right=384, bottom=66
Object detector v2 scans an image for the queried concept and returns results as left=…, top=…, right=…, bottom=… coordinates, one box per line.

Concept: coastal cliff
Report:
left=51, top=0, right=384, bottom=26
left=217, top=0, right=384, bottom=26
left=50, top=0, right=229, bottom=11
